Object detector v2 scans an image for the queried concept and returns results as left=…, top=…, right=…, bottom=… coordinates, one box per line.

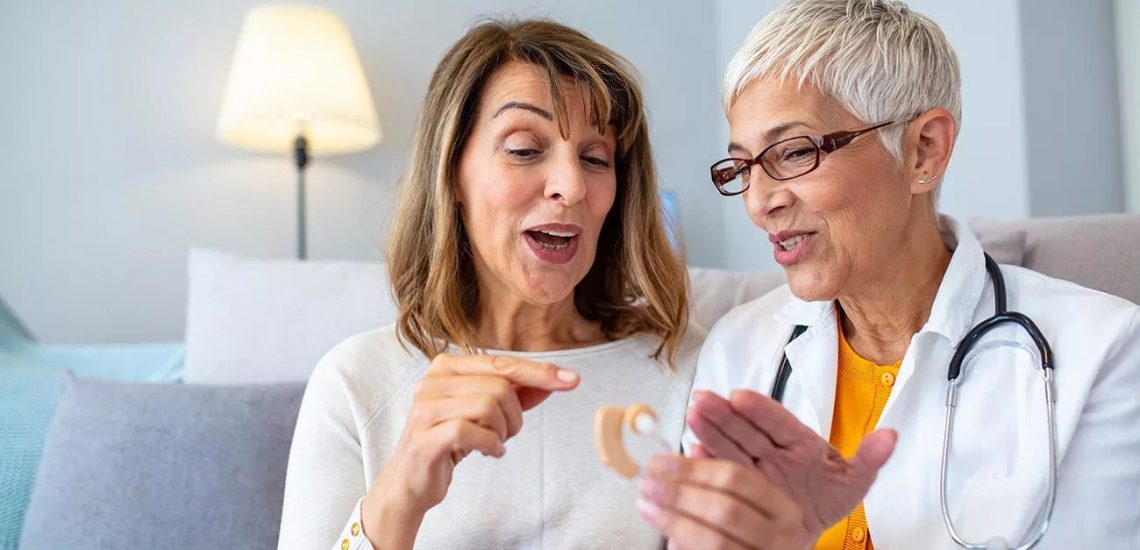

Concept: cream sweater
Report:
left=277, top=324, right=704, bottom=550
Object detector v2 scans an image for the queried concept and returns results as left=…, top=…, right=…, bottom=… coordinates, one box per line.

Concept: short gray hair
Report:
left=723, top=0, right=961, bottom=161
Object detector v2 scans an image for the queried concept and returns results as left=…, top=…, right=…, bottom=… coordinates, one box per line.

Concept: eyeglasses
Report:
left=709, top=119, right=905, bottom=196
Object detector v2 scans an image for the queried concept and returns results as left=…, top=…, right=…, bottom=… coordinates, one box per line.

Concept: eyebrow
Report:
left=727, top=121, right=812, bottom=156
left=493, top=101, right=554, bottom=121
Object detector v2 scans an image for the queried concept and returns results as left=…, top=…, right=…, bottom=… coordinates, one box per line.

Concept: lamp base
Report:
left=294, top=135, right=309, bottom=260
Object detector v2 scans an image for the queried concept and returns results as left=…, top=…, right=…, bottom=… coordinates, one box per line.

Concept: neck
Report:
left=837, top=211, right=951, bottom=365
left=473, top=287, right=606, bottom=353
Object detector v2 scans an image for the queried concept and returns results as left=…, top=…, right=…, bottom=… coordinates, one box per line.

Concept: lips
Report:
left=769, top=230, right=818, bottom=267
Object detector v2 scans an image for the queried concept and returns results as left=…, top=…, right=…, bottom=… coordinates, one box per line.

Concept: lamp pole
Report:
left=293, top=134, right=310, bottom=260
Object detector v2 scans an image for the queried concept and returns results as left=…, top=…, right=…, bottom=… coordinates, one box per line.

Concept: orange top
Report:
left=814, top=324, right=900, bottom=550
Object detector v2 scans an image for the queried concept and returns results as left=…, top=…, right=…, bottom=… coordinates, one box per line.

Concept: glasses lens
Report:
left=711, top=159, right=749, bottom=195
left=762, top=137, right=819, bottom=179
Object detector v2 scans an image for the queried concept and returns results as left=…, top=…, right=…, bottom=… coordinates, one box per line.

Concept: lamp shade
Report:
left=217, top=6, right=381, bottom=156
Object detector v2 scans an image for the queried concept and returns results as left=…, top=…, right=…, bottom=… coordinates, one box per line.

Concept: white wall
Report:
left=1117, top=0, right=1140, bottom=214
left=713, top=0, right=1033, bottom=271
left=1021, top=0, right=1125, bottom=216
left=0, top=0, right=723, bottom=343
left=2, top=0, right=1130, bottom=342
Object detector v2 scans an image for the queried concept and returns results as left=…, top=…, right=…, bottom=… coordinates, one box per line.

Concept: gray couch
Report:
left=18, top=214, right=1139, bottom=549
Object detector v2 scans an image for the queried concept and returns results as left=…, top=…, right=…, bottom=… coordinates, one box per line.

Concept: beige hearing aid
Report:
left=594, top=403, right=658, bottom=478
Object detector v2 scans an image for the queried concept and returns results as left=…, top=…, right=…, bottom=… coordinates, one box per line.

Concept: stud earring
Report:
left=917, top=174, right=938, bottom=185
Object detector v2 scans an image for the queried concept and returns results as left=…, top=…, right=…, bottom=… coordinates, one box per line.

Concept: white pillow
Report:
left=688, top=267, right=786, bottom=331
left=183, top=249, right=397, bottom=384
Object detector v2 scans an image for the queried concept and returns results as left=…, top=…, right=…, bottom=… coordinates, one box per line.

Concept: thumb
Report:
left=850, top=429, right=897, bottom=482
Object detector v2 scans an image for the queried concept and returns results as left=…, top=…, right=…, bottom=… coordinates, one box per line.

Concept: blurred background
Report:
left=1, top=0, right=1137, bottom=345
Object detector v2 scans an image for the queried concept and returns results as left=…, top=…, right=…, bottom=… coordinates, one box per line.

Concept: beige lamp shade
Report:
left=217, top=5, right=381, bottom=156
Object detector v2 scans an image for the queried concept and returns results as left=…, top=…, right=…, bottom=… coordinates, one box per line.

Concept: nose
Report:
left=742, top=169, right=794, bottom=227
left=544, top=149, right=588, bottom=206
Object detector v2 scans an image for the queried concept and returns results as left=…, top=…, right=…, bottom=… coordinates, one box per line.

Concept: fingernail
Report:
left=496, top=443, right=507, bottom=457
left=636, top=497, right=661, bottom=522
left=648, top=454, right=679, bottom=475
left=556, top=369, right=578, bottom=382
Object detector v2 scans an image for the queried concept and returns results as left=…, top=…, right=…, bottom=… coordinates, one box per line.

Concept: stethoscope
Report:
left=770, top=253, right=1058, bottom=550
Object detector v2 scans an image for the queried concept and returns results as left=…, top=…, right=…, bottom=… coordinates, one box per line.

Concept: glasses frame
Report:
left=710, top=119, right=903, bottom=197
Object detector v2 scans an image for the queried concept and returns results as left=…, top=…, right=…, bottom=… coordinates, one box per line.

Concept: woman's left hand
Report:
left=638, top=454, right=814, bottom=550
left=684, top=389, right=897, bottom=539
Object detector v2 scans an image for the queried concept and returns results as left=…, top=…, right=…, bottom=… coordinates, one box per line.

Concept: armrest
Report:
left=0, top=295, right=34, bottom=349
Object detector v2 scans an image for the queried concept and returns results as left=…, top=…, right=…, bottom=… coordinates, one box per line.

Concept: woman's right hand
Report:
left=360, top=353, right=580, bottom=549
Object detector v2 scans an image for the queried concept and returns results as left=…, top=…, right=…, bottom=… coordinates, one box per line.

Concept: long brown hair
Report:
left=387, top=19, right=688, bottom=363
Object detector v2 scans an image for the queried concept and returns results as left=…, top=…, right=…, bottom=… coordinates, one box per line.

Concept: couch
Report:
left=13, top=214, right=1140, bottom=549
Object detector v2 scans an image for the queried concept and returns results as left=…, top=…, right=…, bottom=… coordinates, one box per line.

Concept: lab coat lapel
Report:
left=774, top=299, right=839, bottom=438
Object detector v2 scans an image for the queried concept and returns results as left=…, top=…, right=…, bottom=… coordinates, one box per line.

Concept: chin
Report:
left=784, top=266, right=839, bottom=303
left=523, top=284, right=577, bottom=305
left=519, top=270, right=580, bottom=304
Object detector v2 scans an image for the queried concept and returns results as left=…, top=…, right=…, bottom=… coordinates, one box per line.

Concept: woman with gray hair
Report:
left=636, top=1, right=1140, bottom=549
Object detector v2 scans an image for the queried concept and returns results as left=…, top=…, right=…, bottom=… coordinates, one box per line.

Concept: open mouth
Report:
left=525, top=229, right=576, bottom=250
left=523, top=223, right=582, bottom=264
left=769, top=230, right=818, bottom=266
left=777, top=233, right=813, bottom=251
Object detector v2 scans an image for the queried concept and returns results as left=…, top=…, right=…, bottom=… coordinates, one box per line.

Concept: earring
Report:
left=917, top=174, right=938, bottom=185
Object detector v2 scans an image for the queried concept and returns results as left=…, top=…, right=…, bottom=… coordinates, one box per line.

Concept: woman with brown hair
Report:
left=277, top=19, right=703, bottom=550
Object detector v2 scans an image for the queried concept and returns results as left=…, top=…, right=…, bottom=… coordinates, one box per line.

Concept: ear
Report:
left=905, top=108, right=957, bottom=196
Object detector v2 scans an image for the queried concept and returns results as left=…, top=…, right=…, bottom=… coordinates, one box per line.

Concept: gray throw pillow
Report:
left=20, top=376, right=305, bottom=550
left=971, top=214, right=1140, bottom=304
left=969, top=218, right=1027, bottom=266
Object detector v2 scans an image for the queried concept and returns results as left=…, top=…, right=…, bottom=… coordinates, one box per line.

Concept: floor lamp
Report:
left=217, top=5, right=381, bottom=259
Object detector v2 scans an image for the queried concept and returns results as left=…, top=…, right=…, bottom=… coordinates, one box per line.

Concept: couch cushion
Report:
left=20, top=377, right=304, bottom=550
left=0, top=346, right=184, bottom=550
left=0, top=352, right=61, bottom=550
left=971, top=214, right=1140, bottom=304
left=184, top=249, right=396, bottom=384
left=688, top=267, right=786, bottom=331
left=970, top=224, right=1027, bottom=266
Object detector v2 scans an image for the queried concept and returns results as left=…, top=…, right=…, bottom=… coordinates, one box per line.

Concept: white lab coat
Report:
left=688, top=217, right=1140, bottom=549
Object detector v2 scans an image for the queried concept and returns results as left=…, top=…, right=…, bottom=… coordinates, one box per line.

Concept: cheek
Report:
left=805, top=172, right=903, bottom=289
left=587, top=177, right=617, bottom=228
left=462, top=167, right=533, bottom=227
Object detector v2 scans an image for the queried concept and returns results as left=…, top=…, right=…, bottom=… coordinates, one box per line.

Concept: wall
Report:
left=1116, top=0, right=1140, bottom=214
left=1021, top=0, right=1125, bottom=216
left=0, top=0, right=723, bottom=343
left=1, top=0, right=1130, bottom=342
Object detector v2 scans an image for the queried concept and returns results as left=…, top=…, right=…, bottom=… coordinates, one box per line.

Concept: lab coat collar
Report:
left=922, top=215, right=988, bottom=345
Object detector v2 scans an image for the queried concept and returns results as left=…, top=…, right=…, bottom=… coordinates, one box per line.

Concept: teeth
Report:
left=540, top=230, right=576, bottom=238
left=534, top=237, right=570, bottom=250
left=779, top=235, right=806, bottom=251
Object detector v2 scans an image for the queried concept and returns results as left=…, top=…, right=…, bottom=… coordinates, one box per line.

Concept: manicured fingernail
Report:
left=557, top=369, right=578, bottom=382
left=648, top=454, right=679, bottom=475
left=640, top=476, right=664, bottom=500
left=636, top=497, right=661, bottom=522
left=496, top=443, right=507, bottom=457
